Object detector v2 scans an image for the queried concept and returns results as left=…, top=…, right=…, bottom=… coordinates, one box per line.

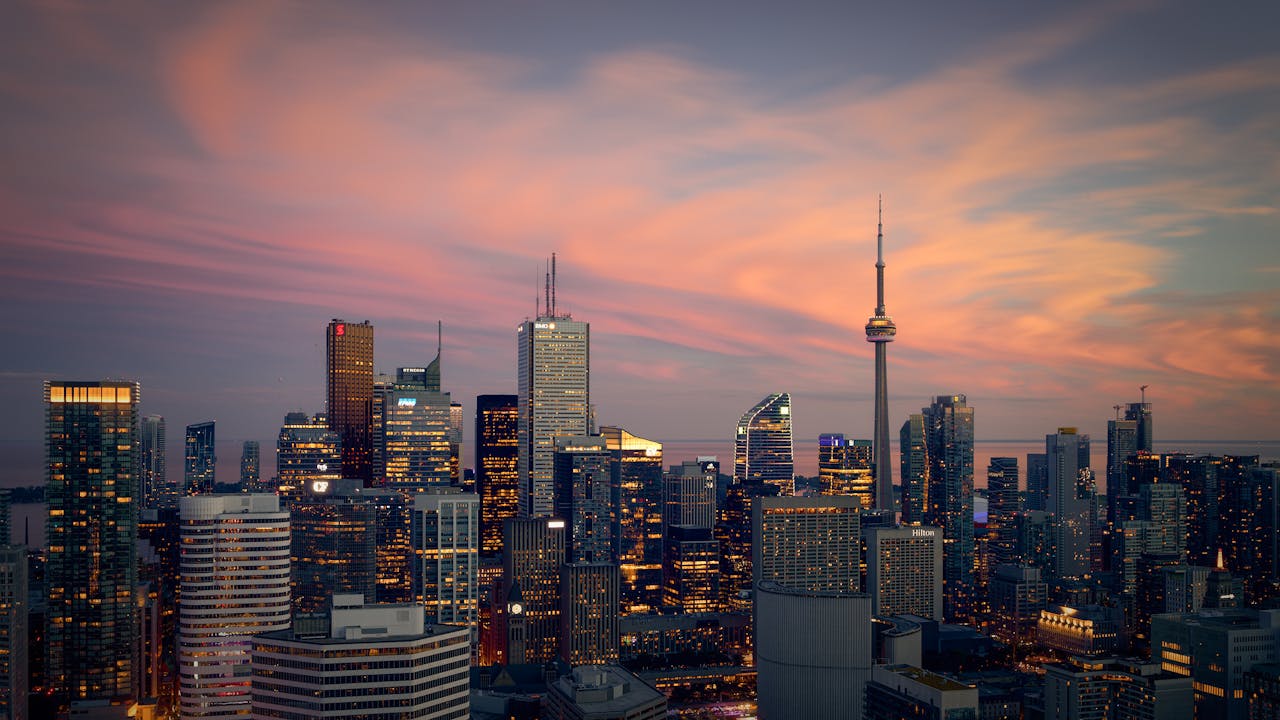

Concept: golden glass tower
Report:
left=326, top=319, right=374, bottom=483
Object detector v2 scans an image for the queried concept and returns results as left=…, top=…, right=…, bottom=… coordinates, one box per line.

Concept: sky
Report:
left=2, top=0, right=1278, bottom=485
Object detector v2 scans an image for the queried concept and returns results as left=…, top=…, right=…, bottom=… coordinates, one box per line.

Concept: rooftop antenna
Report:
left=544, top=259, right=551, bottom=320
left=1140, top=384, right=1149, bottom=404
left=875, top=194, right=885, bottom=314
left=535, top=267, right=540, bottom=318
left=551, top=252, right=557, bottom=317
left=1113, top=404, right=1122, bottom=420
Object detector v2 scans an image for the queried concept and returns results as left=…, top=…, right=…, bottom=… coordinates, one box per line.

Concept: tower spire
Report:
left=552, top=252, right=557, bottom=317
left=865, top=196, right=897, bottom=511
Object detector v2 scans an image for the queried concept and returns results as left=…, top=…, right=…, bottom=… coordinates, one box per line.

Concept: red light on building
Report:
left=335, top=324, right=345, bottom=336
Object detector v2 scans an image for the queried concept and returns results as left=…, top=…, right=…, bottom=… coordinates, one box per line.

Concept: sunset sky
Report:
left=2, top=1, right=1278, bottom=484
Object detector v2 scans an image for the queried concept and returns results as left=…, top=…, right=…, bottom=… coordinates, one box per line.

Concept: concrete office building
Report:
left=756, top=582, right=872, bottom=720
left=411, top=489, right=479, bottom=633
left=251, top=596, right=469, bottom=720
left=753, top=495, right=860, bottom=593
left=864, top=664, right=978, bottom=720
left=545, top=665, right=666, bottom=720
left=1151, top=608, right=1280, bottom=720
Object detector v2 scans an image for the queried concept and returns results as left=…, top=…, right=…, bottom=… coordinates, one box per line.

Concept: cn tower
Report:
left=865, top=197, right=896, bottom=511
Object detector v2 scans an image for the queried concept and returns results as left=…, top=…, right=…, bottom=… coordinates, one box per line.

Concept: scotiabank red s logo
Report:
left=335, top=324, right=345, bottom=336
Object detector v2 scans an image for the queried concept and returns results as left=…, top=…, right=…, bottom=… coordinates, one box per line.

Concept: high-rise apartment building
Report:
left=865, top=526, right=943, bottom=620
left=275, top=412, right=341, bottom=498
left=518, top=307, right=590, bottom=518
left=734, top=393, right=794, bottom=494
left=476, top=394, right=519, bottom=558
left=184, top=421, right=216, bottom=495
left=1106, top=417, right=1138, bottom=503
left=178, top=494, right=290, bottom=720
left=818, top=434, right=874, bottom=505
left=553, top=436, right=614, bottom=564
left=987, top=457, right=1020, bottom=569
left=560, top=562, right=620, bottom=666
left=251, top=596, right=470, bottom=720
left=1026, top=452, right=1048, bottom=512
left=45, top=381, right=140, bottom=704
left=372, top=368, right=453, bottom=489
left=1047, top=428, right=1094, bottom=580
left=326, top=319, right=374, bottom=483
left=0, top=545, right=27, bottom=720
left=865, top=199, right=897, bottom=512
left=921, top=394, right=975, bottom=622
left=602, top=427, right=664, bottom=613
left=1126, top=398, right=1153, bottom=453
left=239, top=440, right=260, bottom=489
left=753, top=496, right=860, bottom=593
left=899, top=415, right=927, bottom=525
left=410, top=490, right=479, bottom=633
left=139, top=414, right=168, bottom=508
left=663, top=459, right=717, bottom=531
left=503, top=517, right=566, bottom=663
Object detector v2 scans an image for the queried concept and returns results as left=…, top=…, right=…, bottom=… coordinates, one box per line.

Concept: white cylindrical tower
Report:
left=178, top=494, right=290, bottom=719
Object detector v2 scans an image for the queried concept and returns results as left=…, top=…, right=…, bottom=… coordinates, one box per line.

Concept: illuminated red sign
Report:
left=335, top=323, right=345, bottom=336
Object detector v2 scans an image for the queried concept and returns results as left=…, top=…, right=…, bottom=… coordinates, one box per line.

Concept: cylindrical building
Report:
left=755, top=581, right=872, bottom=720
left=178, top=494, right=290, bottom=720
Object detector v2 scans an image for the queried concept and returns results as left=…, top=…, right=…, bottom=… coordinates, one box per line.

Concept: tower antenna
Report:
left=1140, top=384, right=1149, bottom=404
left=544, top=259, right=551, bottom=320
left=552, top=252, right=557, bottom=317
left=1113, top=404, right=1122, bottom=420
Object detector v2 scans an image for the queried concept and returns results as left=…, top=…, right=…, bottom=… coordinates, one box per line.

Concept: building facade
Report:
left=177, top=494, right=290, bottom=720
left=818, top=434, right=874, bottom=506
left=734, top=393, right=794, bottom=494
left=476, top=394, right=519, bottom=558
left=921, top=395, right=975, bottom=622
left=865, top=526, right=943, bottom=620
left=326, top=319, right=375, bottom=483
left=560, top=562, right=620, bottom=666
left=184, top=421, right=216, bottom=496
left=503, top=517, right=567, bottom=663
left=411, top=490, right=479, bottom=633
left=45, top=380, right=140, bottom=704
left=139, top=414, right=168, bottom=508
left=518, top=313, right=590, bottom=519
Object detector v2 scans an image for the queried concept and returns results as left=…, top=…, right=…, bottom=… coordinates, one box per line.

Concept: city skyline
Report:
left=2, top=2, right=1279, bottom=488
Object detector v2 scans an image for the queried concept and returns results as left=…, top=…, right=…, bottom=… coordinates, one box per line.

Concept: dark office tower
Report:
left=363, top=487, right=414, bottom=605
left=715, top=478, right=779, bottom=610
left=553, top=436, right=613, bottom=564
left=663, top=459, right=717, bottom=531
left=559, top=562, right=620, bottom=666
left=663, top=525, right=720, bottom=613
left=184, top=421, right=216, bottom=495
left=476, top=395, right=519, bottom=558
left=600, top=427, right=664, bottom=614
left=518, top=261, right=590, bottom=519
left=139, top=415, right=168, bottom=509
left=289, top=479, right=377, bottom=614
left=503, top=517, right=566, bottom=663
left=0, top=544, right=27, bottom=720
left=45, top=381, right=140, bottom=704
left=240, top=440, right=260, bottom=488
left=1164, top=454, right=1221, bottom=566
left=1026, top=452, right=1048, bottom=512
left=1219, top=458, right=1273, bottom=600
left=1106, top=417, right=1138, bottom=501
left=1046, top=428, right=1094, bottom=580
left=275, top=412, right=342, bottom=498
left=865, top=198, right=897, bottom=511
left=899, top=415, right=928, bottom=525
left=987, top=457, right=1021, bottom=569
left=734, top=393, right=794, bottom=494
left=1013, top=510, right=1057, bottom=578
left=326, top=319, right=375, bottom=484
left=1125, top=397, right=1153, bottom=452
left=373, top=369, right=453, bottom=489
left=921, top=394, right=975, bottom=623
left=817, top=433, right=875, bottom=506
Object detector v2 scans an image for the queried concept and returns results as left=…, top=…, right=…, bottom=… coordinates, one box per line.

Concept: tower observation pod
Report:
left=865, top=197, right=896, bottom=511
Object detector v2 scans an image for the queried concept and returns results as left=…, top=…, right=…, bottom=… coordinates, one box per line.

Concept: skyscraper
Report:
left=184, top=421, right=216, bottom=495
left=602, top=426, right=664, bottom=613
left=289, top=480, right=377, bottom=613
left=662, top=525, right=720, bottom=613
left=275, top=412, right=342, bottom=497
left=865, top=198, right=897, bottom=512
left=517, top=265, right=590, bottom=518
left=139, top=414, right=168, bottom=509
left=734, top=392, right=794, bottom=492
left=662, top=458, right=717, bottom=531
left=503, top=517, right=566, bottom=663
left=553, top=436, right=613, bottom=564
left=559, top=562, right=620, bottom=666
left=326, top=319, right=374, bottom=484
left=1126, top=396, right=1153, bottom=453
left=475, top=394, right=519, bottom=558
left=0, top=544, right=28, bottom=720
left=178, top=494, right=290, bottom=719
left=45, top=380, right=140, bottom=704
left=239, top=440, right=260, bottom=489
left=372, top=368, right=453, bottom=489
left=753, top=495, right=861, bottom=593
left=1046, top=428, right=1094, bottom=580
left=898, top=414, right=927, bottom=525
left=987, top=457, right=1020, bottom=569
left=921, top=394, right=975, bottom=623
left=410, top=489, right=479, bottom=633
left=817, top=433, right=874, bottom=505
left=865, top=525, right=943, bottom=620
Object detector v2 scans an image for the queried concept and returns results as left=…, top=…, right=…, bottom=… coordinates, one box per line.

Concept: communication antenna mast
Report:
left=551, top=252, right=557, bottom=317
left=1113, top=404, right=1122, bottom=420
left=1140, top=384, right=1149, bottom=404
left=544, top=259, right=551, bottom=320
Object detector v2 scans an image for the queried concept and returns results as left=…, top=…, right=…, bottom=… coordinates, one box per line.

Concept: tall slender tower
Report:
left=326, top=319, right=375, bottom=484
left=865, top=198, right=897, bottom=511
